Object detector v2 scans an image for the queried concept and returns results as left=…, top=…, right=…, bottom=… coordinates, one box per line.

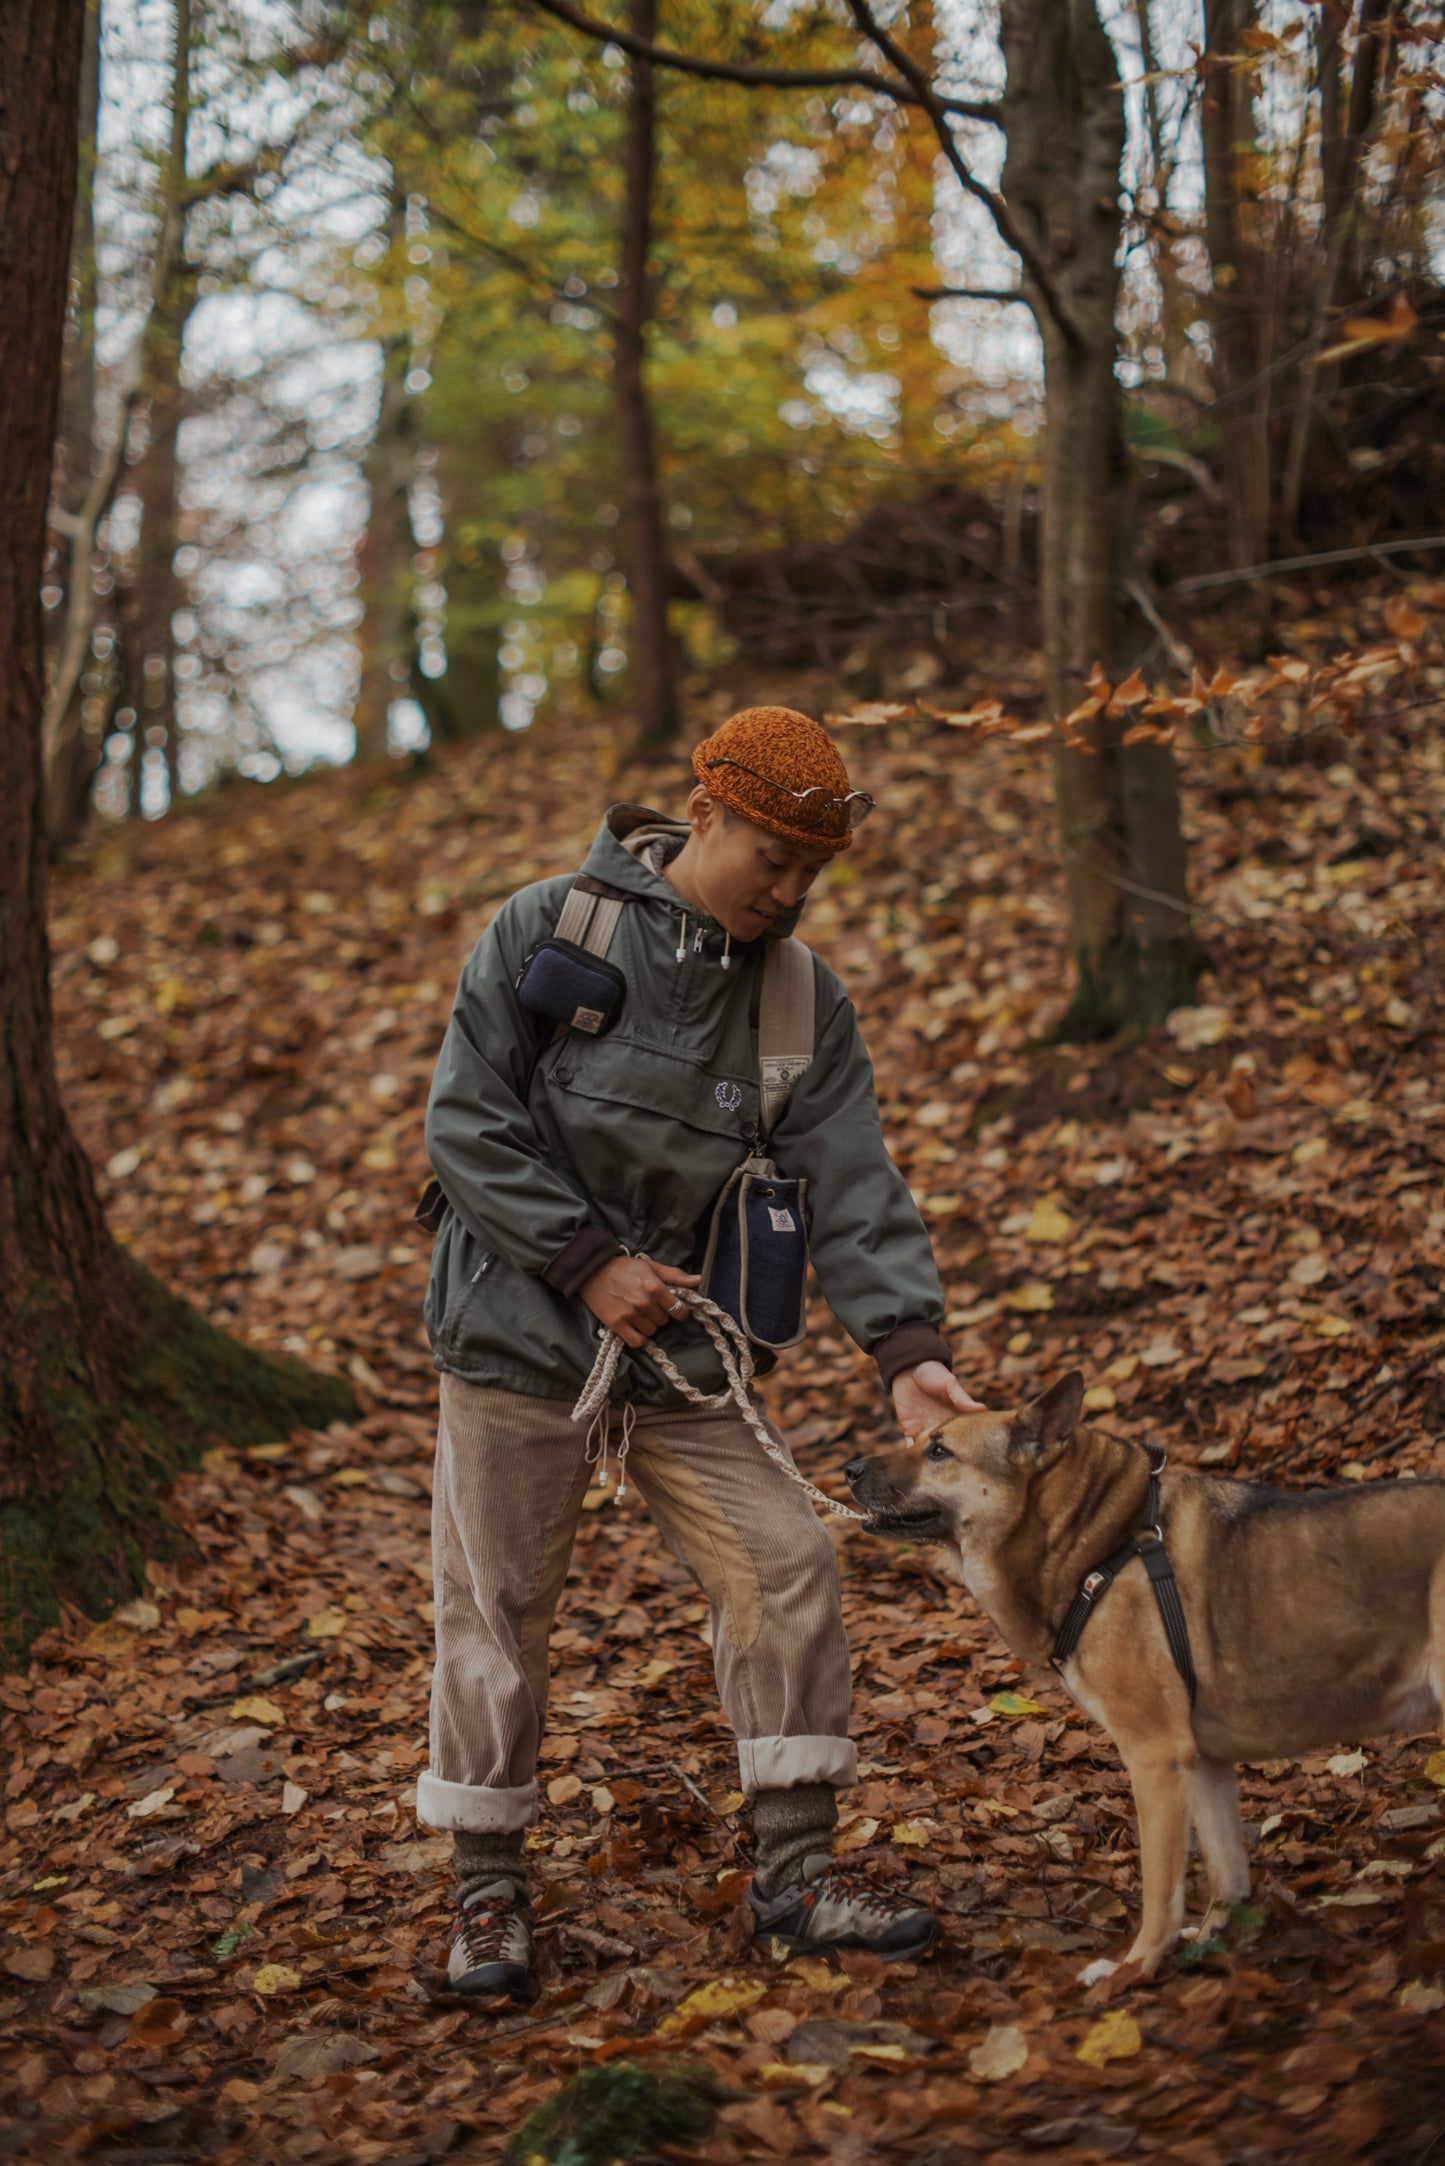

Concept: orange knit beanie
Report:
left=692, top=706, right=858, bottom=853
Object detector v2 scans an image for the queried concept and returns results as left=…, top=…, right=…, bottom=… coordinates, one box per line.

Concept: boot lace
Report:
left=805, top=1865, right=917, bottom=1922
left=453, top=1890, right=528, bottom=1968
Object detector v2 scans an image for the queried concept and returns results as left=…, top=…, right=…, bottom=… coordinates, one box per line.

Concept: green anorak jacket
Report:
left=423, top=804, right=950, bottom=1405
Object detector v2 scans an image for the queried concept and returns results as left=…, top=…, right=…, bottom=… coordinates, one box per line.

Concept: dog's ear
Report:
left=1010, top=1371, right=1085, bottom=1462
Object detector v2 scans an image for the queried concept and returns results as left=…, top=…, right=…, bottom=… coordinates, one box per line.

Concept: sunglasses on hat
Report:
left=703, top=756, right=874, bottom=830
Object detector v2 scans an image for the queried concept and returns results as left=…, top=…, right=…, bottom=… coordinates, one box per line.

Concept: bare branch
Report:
left=841, top=0, right=1080, bottom=348
left=518, top=0, right=999, bottom=120
left=912, top=283, right=1025, bottom=303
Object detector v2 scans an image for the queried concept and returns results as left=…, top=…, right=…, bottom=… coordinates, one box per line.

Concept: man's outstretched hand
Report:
left=891, top=1360, right=985, bottom=1441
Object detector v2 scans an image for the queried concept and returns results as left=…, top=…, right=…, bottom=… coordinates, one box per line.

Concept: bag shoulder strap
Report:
left=758, top=936, right=815, bottom=1138
left=553, top=874, right=629, bottom=956
left=554, top=876, right=815, bottom=1136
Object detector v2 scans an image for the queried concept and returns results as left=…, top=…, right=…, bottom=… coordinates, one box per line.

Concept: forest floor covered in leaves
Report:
left=5, top=597, right=1445, bottom=2165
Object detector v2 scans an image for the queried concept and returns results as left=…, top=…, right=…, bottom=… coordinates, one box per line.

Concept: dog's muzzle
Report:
left=843, top=1456, right=950, bottom=1540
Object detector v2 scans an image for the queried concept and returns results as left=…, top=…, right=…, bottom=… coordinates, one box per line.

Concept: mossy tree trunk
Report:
left=1001, top=0, right=1196, bottom=1034
left=0, top=0, right=353, bottom=1666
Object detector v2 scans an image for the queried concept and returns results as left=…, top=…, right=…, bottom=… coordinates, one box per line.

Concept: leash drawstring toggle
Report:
left=571, top=1289, right=864, bottom=1520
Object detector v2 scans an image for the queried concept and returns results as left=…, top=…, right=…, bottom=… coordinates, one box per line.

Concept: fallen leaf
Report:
left=253, top=1963, right=303, bottom=1995
left=658, top=1976, right=770, bottom=2034
left=1082, top=1384, right=1116, bottom=1412
left=274, top=2029, right=379, bottom=2081
left=1077, top=2009, right=1142, bottom=2067
left=305, top=1609, right=347, bottom=1639
left=990, top=1691, right=1048, bottom=1717
left=77, top=1981, right=156, bottom=2015
left=281, top=1782, right=309, bottom=1815
left=1399, top=1981, right=1445, bottom=2015
left=212, top=1920, right=257, bottom=1961
left=4, top=1944, right=55, bottom=1982
left=230, top=1696, right=287, bottom=1725
left=1165, top=1004, right=1231, bottom=1050
left=969, top=2024, right=1028, bottom=2081
left=127, top=1786, right=176, bottom=1819
left=835, top=1814, right=880, bottom=1854
left=1007, top=1282, right=1055, bottom=1313
left=890, top=1819, right=932, bottom=1846
left=548, top=1773, right=583, bottom=1805
left=1024, top=1196, right=1073, bottom=1243
left=1328, top=1750, right=1367, bottom=1778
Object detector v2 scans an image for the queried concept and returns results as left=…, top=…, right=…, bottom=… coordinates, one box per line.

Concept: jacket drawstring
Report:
left=584, top=1399, right=636, bottom=1499
left=676, top=910, right=731, bottom=970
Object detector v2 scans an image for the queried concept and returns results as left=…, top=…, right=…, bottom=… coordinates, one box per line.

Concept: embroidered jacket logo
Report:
left=714, top=1080, right=743, bottom=1113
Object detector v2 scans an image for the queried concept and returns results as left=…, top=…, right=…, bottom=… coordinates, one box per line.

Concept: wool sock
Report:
left=453, top=1829, right=530, bottom=1905
left=751, top=1783, right=838, bottom=1899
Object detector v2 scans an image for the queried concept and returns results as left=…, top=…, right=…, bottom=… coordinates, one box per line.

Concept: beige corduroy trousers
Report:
left=415, top=1375, right=857, bottom=1835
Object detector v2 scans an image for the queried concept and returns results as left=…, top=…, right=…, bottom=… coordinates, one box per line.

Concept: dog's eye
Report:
left=923, top=1439, right=953, bottom=1463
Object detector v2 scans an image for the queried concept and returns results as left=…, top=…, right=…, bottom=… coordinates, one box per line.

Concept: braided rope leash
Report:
left=571, top=1288, right=865, bottom=1521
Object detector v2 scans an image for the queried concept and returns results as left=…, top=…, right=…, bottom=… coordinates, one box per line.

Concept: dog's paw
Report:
left=1077, top=1957, right=1119, bottom=1989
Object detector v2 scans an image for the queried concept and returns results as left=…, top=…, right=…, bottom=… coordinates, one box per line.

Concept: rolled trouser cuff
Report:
left=416, top=1770, right=537, bottom=1833
left=737, top=1734, right=857, bottom=1795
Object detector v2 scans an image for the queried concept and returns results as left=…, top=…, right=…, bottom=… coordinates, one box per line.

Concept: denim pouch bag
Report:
left=698, top=1156, right=811, bottom=1350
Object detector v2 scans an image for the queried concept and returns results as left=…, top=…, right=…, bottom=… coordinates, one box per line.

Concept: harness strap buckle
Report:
left=1081, top=1570, right=1107, bottom=1599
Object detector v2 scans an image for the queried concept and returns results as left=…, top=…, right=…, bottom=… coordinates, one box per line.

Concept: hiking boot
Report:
left=747, top=1854, right=941, bottom=1962
left=447, top=1878, right=536, bottom=2001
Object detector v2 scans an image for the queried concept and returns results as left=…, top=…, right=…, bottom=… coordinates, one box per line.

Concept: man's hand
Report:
left=891, top=1360, right=984, bottom=1442
left=581, top=1256, right=702, bottom=1349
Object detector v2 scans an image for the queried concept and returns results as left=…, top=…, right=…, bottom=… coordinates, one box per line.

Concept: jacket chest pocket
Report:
left=546, top=1035, right=758, bottom=1244
left=549, top=1033, right=759, bottom=1143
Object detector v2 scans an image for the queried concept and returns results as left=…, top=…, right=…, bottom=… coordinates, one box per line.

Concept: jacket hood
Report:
left=580, top=802, right=806, bottom=940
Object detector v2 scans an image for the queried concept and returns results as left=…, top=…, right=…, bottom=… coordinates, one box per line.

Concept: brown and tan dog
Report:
left=845, top=1372, right=1445, bottom=1982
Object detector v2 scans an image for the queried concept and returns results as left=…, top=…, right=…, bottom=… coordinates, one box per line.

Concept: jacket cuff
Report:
left=544, top=1225, right=625, bottom=1299
left=872, top=1320, right=953, bottom=1391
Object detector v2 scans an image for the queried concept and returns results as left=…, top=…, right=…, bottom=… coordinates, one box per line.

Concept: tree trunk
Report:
left=1279, top=0, right=1389, bottom=542
left=353, top=190, right=416, bottom=765
left=424, top=438, right=501, bottom=741
left=0, top=0, right=351, bottom=1664
left=1199, top=0, right=1275, bottom=576
left=44, top=0, right=104, bottom=847
left=616, top=0, right=679, bottom=749
left=1001, top=0, right=1195, bottom=1033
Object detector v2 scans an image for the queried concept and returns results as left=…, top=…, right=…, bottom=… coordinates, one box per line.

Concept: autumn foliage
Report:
left=0, top=577, right=1441, bottom=2158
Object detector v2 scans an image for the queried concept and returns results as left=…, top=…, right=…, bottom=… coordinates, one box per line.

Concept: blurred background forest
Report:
left=43, top=0, right=1445, bottom=841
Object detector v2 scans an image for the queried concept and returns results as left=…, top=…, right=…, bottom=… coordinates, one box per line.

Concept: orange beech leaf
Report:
left=1384, top=596, right=1425, bottom=641
left=1122, top=722, right=1176, bottom=746
left=1105, top=669, right=1150, bottom=715
left=1320, top=294, right=1417, bottom=364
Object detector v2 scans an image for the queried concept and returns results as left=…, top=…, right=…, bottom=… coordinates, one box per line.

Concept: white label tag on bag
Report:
left=768, top=1206, right=796, bottom=1233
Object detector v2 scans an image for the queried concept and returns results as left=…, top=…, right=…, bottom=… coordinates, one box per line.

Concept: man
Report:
left=419, top=704, right=978, bottom=2001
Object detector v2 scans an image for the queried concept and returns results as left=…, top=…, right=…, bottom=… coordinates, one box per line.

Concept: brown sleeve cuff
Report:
left=872, top=1320, right=953, bottom=1391
left=544, top=1225, right=626, bottom=1299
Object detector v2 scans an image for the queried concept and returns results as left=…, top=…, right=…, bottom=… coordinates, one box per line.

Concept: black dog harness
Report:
left=1050, top=1445, right=1197, bottom=1703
